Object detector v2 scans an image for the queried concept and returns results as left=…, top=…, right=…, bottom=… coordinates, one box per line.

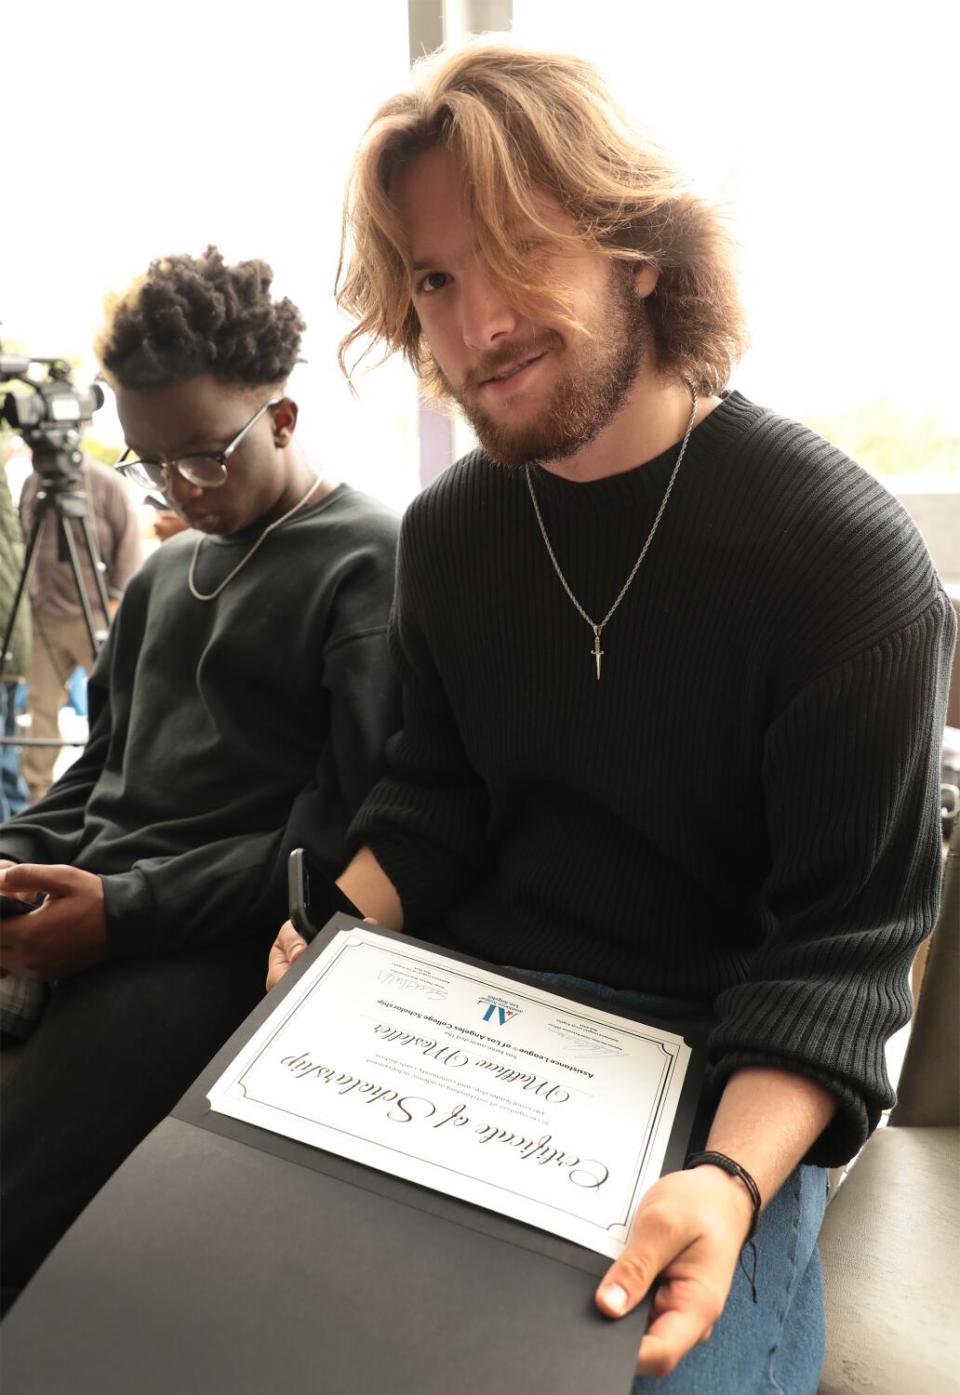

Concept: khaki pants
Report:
left=22, top=613, right=96, bottom=803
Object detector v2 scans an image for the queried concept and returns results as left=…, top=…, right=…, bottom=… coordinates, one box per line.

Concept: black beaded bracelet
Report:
left=683, top=1150, right=762, bottom=1303
left=683, top=1150, right=762, bottom=1238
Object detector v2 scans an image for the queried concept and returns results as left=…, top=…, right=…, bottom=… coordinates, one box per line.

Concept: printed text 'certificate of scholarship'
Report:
left=207, top=928, right=691, bottom=1260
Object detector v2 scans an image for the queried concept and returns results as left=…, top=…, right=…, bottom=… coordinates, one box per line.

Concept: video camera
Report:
left=1, top=343, right=104, bottom=481
left=0, top=342, right=111, bottom=680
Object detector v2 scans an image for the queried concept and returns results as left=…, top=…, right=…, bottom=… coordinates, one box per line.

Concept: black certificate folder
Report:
left=1, top=919, right=707, bottom=1395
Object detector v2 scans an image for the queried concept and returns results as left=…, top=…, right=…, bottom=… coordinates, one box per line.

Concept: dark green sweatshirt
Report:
left=1, top=484, right=400, bottom=955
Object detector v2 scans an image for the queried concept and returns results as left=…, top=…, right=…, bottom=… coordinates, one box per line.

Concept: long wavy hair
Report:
left=337, top=41, right=747, bottom=397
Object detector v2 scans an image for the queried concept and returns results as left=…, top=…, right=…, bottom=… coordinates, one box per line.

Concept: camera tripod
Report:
left=1, top=451, right=111, bottom=751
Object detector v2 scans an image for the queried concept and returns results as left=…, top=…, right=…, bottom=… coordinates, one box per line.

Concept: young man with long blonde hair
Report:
left=270, top=44, right=954, bottom=1392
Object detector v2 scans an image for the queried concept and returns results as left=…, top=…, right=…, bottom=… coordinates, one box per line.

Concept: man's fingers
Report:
left=651, top=1284, right=671, bottom=1317
left=265, top=944, right=288, bottom=992
left=265, top=922, right=308, bottom=991
left=1, top=891, right=100, bottom=978
left=649, top=1281, right=716, bottom=1337
left=0, top=950, right=43, bottom=980
left=278, top=923, right=308, bottom=960
left=596, top=1203, right=688, bottom=1317
left=596, top=1250, right=660, bottom=1316
left=0, top=863, right=74, bottom=897
left=636, top=1282, right=723, bottom=1375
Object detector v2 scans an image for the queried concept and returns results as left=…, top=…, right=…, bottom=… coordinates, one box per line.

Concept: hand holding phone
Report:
left=287, top=849, right=359, bottom=942
left=0, top=892, right=44, bottom=919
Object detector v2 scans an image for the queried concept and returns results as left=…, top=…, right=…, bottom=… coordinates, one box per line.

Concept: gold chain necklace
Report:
left=524, top=382, right=697, bottom=680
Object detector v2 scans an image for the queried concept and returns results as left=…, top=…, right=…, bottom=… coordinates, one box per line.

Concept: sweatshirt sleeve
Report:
left=705, top=591, right=956, bottom=1166
left=101, top=591, right=400, bottom=958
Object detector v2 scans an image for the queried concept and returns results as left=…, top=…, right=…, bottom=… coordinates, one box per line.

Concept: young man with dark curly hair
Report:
left=266, top=45, right=955, bottom=1393
left=0, top=247, right=400, bottom=1308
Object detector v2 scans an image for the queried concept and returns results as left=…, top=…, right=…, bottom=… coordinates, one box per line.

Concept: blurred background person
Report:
left=18, top=455, right=142, bottom=802
left=0, top=459, right=31, bottom=821
left=150, top=507, right=189, bottom=543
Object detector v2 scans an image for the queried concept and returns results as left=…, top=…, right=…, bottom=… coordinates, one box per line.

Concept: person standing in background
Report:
left=0, top=462, right=31, bottom=821
left=18, top=457, right=142, bottom=802
left=0, top=461, right=42, bottom=1046
left=150, top=507, right=189, bottom=542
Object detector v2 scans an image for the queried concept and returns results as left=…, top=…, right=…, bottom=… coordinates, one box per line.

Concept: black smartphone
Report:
left=287, top=849, right=360, bottom=942
left=0, top=892, right=43, bottom=919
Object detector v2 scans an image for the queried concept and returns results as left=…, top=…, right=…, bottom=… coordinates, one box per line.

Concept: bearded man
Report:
left=267, top=44, right=955, bottom=1394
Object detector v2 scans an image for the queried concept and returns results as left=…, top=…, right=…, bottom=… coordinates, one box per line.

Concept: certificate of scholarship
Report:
left=207, top=928, right=692, bottom=1260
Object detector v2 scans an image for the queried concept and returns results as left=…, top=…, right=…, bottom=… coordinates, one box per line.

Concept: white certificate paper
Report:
left=207, top=928, right=691, bottom=1260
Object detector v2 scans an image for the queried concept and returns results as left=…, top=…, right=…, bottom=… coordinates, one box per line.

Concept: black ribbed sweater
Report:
left=351, top=392, right=956, bottom=1166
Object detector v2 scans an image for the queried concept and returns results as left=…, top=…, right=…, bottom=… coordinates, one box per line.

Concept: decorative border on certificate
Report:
left=208, top=929, right=692, bottom=1259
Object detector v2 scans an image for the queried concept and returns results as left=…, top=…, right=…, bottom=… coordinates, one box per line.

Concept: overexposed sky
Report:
left=2, top=0, right=956, bottom=510
left=512, top=0, right=958, bottom=425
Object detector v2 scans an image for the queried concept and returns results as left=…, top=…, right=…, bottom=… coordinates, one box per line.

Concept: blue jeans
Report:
left=513, top=971, right=828, bottom=1395
left=0, top=681, right=29, bottom=822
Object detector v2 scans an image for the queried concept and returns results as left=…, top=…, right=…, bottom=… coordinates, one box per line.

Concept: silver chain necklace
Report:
left=524, top=382, right=697, bottom=680
left=188, top=474, right=326, bottom=602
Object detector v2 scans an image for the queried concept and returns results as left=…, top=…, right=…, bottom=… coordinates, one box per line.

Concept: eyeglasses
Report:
left=116, top=397, right=281, bottom=492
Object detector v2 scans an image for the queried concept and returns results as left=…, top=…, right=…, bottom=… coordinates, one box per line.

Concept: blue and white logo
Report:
left=478, top=995, right=522, bottom=1027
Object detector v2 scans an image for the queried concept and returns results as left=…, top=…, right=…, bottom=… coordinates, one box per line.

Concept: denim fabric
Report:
left=511, top=970, right=827, bottom=1395
left=66, top=665, right=88, bottom=717
left=0, top=680, right=29, bottom=821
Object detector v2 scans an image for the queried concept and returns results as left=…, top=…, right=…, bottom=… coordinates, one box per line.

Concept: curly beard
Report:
left=437, top=262, right=648, bottom=469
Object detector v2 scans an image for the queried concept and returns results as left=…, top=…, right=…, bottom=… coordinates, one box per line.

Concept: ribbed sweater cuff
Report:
left=362, top=834, right=468, bottom=930
left=101, top=869, right=161, bottom=959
